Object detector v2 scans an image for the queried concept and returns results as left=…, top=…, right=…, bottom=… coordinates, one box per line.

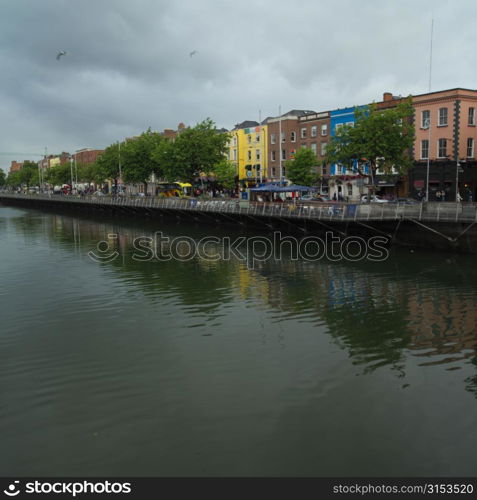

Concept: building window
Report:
left=321, top=142, right=327, bottom=156
left=271, top=150, right=276, bottom=161
left=281, top=149, right=286, bottom=160
left=421, top=139, right=429, bottom=159
left=335, top=123, right=343, bottom=134
left=311, top=125, right=317, bottom=137
left=256, top=133, right=260, bottom=142
left=438, top=107, right=448, bottom=126
left=469, top=107, right=476, bottom=126
left=438, top=138, right=447, bottom=158
left=271, top=133, right=276, bottom=144
left=311, top=143, right=317, bottom=155
left=321, top=124, right=328, bottom=136
left=347, top=184, right=353, bottom=196
left=322, top=165, right=327, bottom=175
left=336, top=164, right=343, bottom=175
left=467, top=138, right=474, bottom=158
left=233, top=136, right=237, bottom=146
left=301, top=127, right=307, bottom=139
left=256, top=149, right=260, bottom=160
left=272, top=167, right=276, bottom=176
left=290, top=131, right=296, bottom=142
left=421, top=110, right=430, bottom=128
left=281, top=132, right=285, bottom=143
left=247, top=135, right=252, bottom=144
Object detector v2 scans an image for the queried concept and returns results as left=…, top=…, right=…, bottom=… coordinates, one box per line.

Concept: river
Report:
left=1, top=203, right=476, bottom=476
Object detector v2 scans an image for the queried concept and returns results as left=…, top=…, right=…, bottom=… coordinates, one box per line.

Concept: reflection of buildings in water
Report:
left=39, top=216, right=477, bottom=370
left=236, top=265, right=269, bottom=302
left=405, top=288, right=477, bottom=365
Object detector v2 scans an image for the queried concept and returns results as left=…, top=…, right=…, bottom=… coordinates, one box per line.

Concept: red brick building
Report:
left=266, top=110, right=316, bottom=181
left=72, top=149, right=104, bottom=164
left=9, top=161, right=24, bottom=173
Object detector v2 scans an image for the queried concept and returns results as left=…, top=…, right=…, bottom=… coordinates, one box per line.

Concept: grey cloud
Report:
left=1, top=0, right=476, bottom=170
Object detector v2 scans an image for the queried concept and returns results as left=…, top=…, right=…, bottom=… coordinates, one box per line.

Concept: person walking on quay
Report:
left=436, top=190, right=442, bottom=202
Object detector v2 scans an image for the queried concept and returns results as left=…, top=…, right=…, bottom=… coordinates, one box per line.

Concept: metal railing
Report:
left=2, top=193, right=477, bottom=223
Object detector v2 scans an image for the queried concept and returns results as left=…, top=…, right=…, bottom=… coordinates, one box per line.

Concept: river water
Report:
left=1, top=203, right=476, bottom=477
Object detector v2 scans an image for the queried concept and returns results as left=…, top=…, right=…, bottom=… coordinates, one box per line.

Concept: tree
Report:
left=153, top=118, right=229, bottom=183
left=284, top=148, right=320, bottom=186
left=19, top=161, right=40, bottom=188
left=211, top=159, right=237, bottom=190
left=6, top=170, right=22, bottom=188
left=77, top=162, right=103, bottom=185
left=44, top=162, right=72, bottom=186
left=121, top=130, right=164, bottom=192
left=95, top=143, right=122, bottom=190
left=0, top=169, right=6, bottom=187
left=325, top=99, right=415, bottom=193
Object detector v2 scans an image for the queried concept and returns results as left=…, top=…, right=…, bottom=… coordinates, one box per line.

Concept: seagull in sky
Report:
left=189, top=50, right=198, bottom=58
left=56, top=50, right=68, bottom=60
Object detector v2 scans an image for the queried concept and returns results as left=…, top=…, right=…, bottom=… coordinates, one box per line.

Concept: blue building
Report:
left=328, top=105, right=370, bottom=200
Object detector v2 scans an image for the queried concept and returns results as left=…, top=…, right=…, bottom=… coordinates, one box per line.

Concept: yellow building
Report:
left=49, top=157, right=60, bottom=167
left=228, top=120, right=268, bottom=185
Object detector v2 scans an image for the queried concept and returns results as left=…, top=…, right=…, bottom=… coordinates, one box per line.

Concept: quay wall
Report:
left=1, top=194, right=477, bottom=253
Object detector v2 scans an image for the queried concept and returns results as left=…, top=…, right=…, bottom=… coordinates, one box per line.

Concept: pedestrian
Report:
left=436, top=190, right=442, bottom=201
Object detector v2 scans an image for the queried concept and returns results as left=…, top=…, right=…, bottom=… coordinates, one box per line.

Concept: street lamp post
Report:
left=70, top=157, right=74, bottom=195
left=425, top=116, right=431, bottom=202
left=118, top=142, right=122, bottom=194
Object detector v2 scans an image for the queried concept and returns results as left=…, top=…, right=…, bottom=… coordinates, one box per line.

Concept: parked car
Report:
left=361, top=194, right=390, bottom=203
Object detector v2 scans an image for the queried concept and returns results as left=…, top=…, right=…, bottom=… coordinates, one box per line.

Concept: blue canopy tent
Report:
left=282, top=184, right=317, bottom=192
left=250, top=184, right=285, bottom=192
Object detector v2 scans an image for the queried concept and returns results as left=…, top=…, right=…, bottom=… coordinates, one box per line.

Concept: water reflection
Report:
left=2, top=205, right=477, bottom=476
left=6, top=207, right=477, bottom=385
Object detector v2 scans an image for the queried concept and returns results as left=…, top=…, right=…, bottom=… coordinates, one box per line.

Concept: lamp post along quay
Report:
left=424, top=116, right=431, bottom=202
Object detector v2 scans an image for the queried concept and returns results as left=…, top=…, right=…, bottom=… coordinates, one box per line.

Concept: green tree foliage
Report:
left=0, top=168, right=6, bottom=186
left=325, top=99, right=415, bottom=188
left=95, top=143, right=122, bottom=187
left=154, top=118, right=229, bottom=183
left=6, top=170, right=22, bottom=187
left=121, top=130, right=164, bottom=190
left=284, top=148, right=320, bottom=186
left=6, top=162, right=39, bottom=188
left=211, top=159, right=237, bottom=190
left=44, top=162, right=72, bottom=186
left=19, top=161, right=39, bottom=187
left=77, top=162, right=103, bottom=184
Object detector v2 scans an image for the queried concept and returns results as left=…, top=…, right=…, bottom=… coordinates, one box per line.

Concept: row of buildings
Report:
left=9, top=87, right=477, bottom=201
left=227, top=87, right=477, bottom=201
left=9, top=149, right=104, bottom=172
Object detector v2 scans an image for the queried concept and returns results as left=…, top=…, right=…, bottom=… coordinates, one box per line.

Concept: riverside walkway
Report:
left=1, top=193, right=477, bottom=223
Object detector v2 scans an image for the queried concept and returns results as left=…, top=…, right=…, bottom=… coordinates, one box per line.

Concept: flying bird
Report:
left=189, top=50, right=198, bottom=58
left=56, top=51, right=68, bottom=60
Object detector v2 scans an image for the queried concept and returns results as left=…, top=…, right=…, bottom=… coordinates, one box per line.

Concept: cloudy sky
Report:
left=1, top=0, right=476, bottom=170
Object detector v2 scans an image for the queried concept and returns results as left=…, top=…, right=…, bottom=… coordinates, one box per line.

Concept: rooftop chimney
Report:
left=383, top=92, right=393, bottom=102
